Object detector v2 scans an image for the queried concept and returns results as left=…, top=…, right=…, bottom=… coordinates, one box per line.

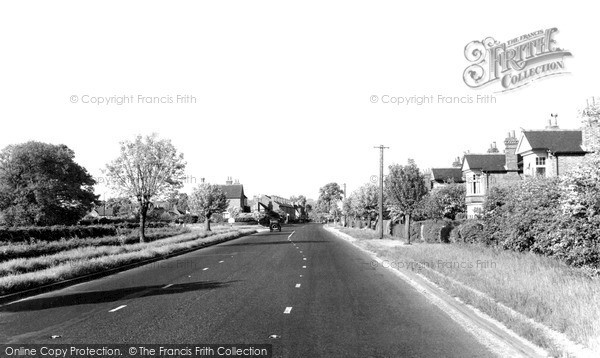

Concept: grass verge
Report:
left=336, top=226, right=600, bottom=356
left=0, top=226, right=192, bottom=261
left=0, top=227, right=257, bottom=296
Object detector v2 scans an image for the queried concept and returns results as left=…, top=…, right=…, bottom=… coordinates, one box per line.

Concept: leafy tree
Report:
left=105, top=134, right=186, bottom=242
left=346, top=184, right=379, bottom=228
left=317, top=182, right=344, bottom=221
left=290, top=195, right=307, bottom=208
left=419, top=183, right=466, bottom=220
left=189, top=183, right=228, bottom=231
left=385, top=160, right=428, bottom=244
left=0, top=141, right=98, bottom=226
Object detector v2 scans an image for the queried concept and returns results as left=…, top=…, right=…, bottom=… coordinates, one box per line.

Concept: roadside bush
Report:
left=449, top=220, right=484, bottom=244
left=420, top=219, right=454, bottom=243
left=479, top=174, right=600, bottom=270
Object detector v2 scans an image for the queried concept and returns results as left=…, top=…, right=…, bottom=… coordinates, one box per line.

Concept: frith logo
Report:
left=463, top=28, right=572, bottom=92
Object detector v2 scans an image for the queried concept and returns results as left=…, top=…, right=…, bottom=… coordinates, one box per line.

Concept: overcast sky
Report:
left=1, top=1, right=598, bottom=200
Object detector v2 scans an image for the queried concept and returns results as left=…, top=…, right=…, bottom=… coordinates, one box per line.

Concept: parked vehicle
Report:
left=269, top=218, right=281, bottom=232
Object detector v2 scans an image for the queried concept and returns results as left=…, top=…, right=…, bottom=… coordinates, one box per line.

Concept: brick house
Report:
left=462, top=131, right=522, bottom=218
left=217, top=177, right=250, bottom=219
left=516, top=116, right=596, bottom=177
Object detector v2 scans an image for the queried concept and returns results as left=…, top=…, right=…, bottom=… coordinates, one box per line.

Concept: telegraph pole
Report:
left=374, top=145, right=389, bottom=239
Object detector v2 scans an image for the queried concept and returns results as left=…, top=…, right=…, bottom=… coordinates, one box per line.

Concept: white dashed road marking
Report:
left=295, top=284, right=301, bottom=288
left=203, top=268, right=209, bottom=271
left=302, top=266, right=307, bottom=269
left=109, top=305, right=127, bottom=313
left=303, top=258, right=307, bottom=260
left=218, top=261, right=224, bottom=263
left=162, top=284, right=173, bottom=289
left=284, top=307, right=293, bottom=314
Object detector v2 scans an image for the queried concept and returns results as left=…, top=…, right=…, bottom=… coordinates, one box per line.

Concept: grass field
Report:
left=337, top=226, right=600, bottom=356
left=0, top=225, right=259, bottom=296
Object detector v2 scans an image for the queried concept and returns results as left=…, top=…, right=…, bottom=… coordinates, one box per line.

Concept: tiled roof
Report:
left=463, top=154, right=506, bottom=172
left=522, top=130, right=585, bottom=153
left=430, top=168, right=464, bottom=183
left=216, top=184, right=246, bottom=199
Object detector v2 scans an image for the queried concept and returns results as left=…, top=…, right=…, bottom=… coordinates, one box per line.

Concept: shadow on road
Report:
left=224, top=240, right=326, bottom=247
left=0, top=280, right=236, bottom=313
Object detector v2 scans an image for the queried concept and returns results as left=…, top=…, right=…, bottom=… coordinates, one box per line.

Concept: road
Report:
left=0, top=224, right=493, bottom=357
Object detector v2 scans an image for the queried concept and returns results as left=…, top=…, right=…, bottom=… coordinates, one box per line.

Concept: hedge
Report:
left=0, top=225, right=121, bottom=243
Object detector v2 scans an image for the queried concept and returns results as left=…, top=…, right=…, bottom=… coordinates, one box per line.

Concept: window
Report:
left=467, top=174, right=481, bottom=195
left=536, top=157, right=546, bottom=166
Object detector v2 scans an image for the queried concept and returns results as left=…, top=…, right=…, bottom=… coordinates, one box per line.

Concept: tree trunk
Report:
left=404, top=213, right=411, bottom=244
left=139, top=202, right=148, bottom=243
left=205, top=213, right=211, bottom=231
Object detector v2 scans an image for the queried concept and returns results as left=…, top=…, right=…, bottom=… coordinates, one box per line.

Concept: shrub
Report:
left=449, top=220, right=484, bottom=244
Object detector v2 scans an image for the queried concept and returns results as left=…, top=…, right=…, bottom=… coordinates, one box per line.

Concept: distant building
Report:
left=256, top=194, right=297, bottom=221
left=462, top=131, right=522, bottom=218
left=217, top=177, right=250, bottom=218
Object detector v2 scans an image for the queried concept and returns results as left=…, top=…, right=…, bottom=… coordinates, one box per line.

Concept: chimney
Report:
left=504, top=130, right=519, bottom=170
left=234, top=178, right=240, bottom=184
left=201, top=178, right=205, bottom=183
left=487, top=142, right=499, bottom=153
left=546, top=114, right=560, bottom=130
left=225, top=176, right=233, bottom=185
left=452, top=156, right=462, bottom=168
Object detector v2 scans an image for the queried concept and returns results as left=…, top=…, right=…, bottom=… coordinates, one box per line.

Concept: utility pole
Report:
left=374, top=145, right=389, bottom=239
left=343, top=183, right=347, bottom=227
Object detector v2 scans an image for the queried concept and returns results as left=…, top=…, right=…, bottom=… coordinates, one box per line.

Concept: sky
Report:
left=1, top=1, right=598, bottom=200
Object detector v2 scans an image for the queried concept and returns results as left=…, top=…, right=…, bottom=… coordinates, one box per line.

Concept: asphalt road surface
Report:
left=0, top=224, right=493, bottom=357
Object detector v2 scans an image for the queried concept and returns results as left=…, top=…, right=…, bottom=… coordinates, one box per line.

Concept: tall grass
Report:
left=0, top=226, right=190, bottom=262
left=0, top=228, right=257, bottom=295
left=338, top=226, right=600, bottom=355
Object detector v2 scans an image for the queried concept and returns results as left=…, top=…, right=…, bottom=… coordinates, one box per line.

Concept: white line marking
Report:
left=288, top=231, right=295, bottom=239
left=162, top=284, right=173, bottom=289
left=203, top=267, right=209, bottom=271
left=109, top=305, right=127, bottom=313
left=303, top=258, right=307, bottom=260
left=218, top=261, right=224, bottom=263
left=302, top=266, right=307, bottom=268
left=284, top=307, right=292, bottom=314
left=295, top=284, right=301, bottom=288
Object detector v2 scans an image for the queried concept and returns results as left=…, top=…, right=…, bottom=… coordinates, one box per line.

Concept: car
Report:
left=269, top=218, right=281, bottom=232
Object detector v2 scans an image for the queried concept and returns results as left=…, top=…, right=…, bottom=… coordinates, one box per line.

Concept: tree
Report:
left=419, top=183, right=466, bottom=220
left=189, top=183, right=228, bottom=231
left=385, top=160, right=428, bottom=244
left=317, top=182, right=344, bottom=221
left=345, top=184, right=379, bottom=228
left=290, top=195, right=307, bottom=208
left=0, top=141, right=98, bottom=226
left=105, top=134, right=186, bottom=242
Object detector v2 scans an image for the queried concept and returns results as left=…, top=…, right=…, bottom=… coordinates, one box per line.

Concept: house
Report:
left=86, top=206, right=115, bottom=218
left=462, top=131, right=522, bottom=218
left=516, top=116, right=590, bottom=177
left=256, top=194, right=297, bottom=221
left=217, top=177, right=250, bottom=218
